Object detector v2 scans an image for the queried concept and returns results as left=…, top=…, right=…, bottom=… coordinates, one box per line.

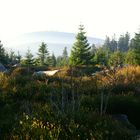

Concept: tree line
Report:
left=1, top=24, right=140, bottom=68
left=0, top=41, right=69, bottom=67
left=69, top=24, right=140, bottom=68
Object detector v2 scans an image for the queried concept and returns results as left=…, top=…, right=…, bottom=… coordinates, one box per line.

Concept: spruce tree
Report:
left=56, top=56, right=63, bottom=67
left=51, top=53, right=56, bottom=67
left=110, top=36, right=118, bottom=52
left=56, top=47, right=69, bottom=67
left=24, top=48, right=34, bottom=72
left=108, top=51, right=124, bottom=68
left=90, top=44, right=96, bottom=55
left=25, top=48, right=34, bottom=66
left=118, top=32, right=130, bottom=52
left=0, top=41, right=7, bottom=64
left=125, top=49, right=137, bottom=65
left=16, top=51, right=22, bottom=63
left=9, top=50, right=16, bottom=65
left=130, top=32, right=140, bottom=64
left=37, top=42, right=49, bottom=66
left=62, top=47, right=69, bottom=66
left=46, top=52, right=52, bottom=66
left=69, top=25, right=91, bottom=66
left=62, top=47, right=68, bottom=59
left=103, top=36, right=111, bottom=52
left=94, top=47, right=108, bottom=66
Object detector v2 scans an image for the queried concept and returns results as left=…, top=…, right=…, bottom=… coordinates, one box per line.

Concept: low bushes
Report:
left=0, top=66, right=140, bottom=139
left=9, top=111, right=135, bottom=140
left=81, top=94, right=140, bottom=129
left=107, top=95, right=140, bottom=129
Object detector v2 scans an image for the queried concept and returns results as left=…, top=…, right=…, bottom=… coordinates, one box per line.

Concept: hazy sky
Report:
left=0, top=0, right=140, bottom=39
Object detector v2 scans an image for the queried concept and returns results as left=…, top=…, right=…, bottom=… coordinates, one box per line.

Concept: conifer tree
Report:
left=69, top=25, right=91, bottom=66
left=46, top=52, right=52, bottom=66
left=16, top=51, right=22, bottom=63
left=37, top=42, right=49, bottom=66
left=24, top=48, right=34, bottom=72
left=62, top=47, right=69, bottom=66
left=0, top=41, right=7, bottom=64
left=103, top=36, right=111, bottom=52
left=125, top=49, right=137, bottom=65
left=9, top=50, right=16, bottom=64
left=62, top=47, right=68, bottom=59
left=108, top=51, right=124, bottom=68
left=56, top=56, right=63, bottom=67
left=94, top=47, right=108, bottom=66
left=118, top=32, right=130, bottom=52
left=110, top=36, right=118, bottom=52
left=51, top=53, right=56, bottom=67
left=90, top=44, right=96, bottom=55
left=25, top=48, right=34, bottom=66
left=130, top=32, right=140, bottom=64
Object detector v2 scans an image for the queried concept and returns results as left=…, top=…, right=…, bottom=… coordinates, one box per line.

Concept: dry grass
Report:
left=96, top=65, right=140, bottom=94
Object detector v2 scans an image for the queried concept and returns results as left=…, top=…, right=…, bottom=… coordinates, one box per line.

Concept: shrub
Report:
left=107, top=95, right=140, bottom=129
left=10, top=67, right=29, bottom=77
left=97, top=65, right=140, bottom=94
left=58, top=111, right=135, bottom=140
left=0, top=72, right=8, bottom=91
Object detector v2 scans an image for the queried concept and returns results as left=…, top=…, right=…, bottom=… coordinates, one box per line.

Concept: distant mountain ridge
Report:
left=5, top=31, right=104, bottom=56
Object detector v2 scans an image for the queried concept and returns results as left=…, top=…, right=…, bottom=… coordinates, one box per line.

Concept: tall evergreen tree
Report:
left=94, top=47, right=108, bottom=66
left=125, top=49, right=137, bottom=65
left=62, top=47, right=69, bottom=66
left=102, top=36, right=112, bottom=62
left=110, top=35, right=118, bottom=52
left=46, top=52, right=52, bottom=66
left=56, top=47, right=69, bottom=67
left=24, top=48, right=34, bottom=72
left=69, top=25, right=91, bottom=65
left=62, top=47, right=68, bottom=58
left=129, top=32, right=140, bottom=64
left=25, top=48, right=34, bottom=66
left=90, top=44, right=96, bottom=55
left=16, top=51, right=22, bottom=63
left=0, top=41, right=7, bottom=64
left=51, top=53, right=56, bottom=67
left=9, top=50, right=17, bottom=64
left=56, top=56, right=63, bottom=67
left=37, top=42, right=49, bottom=66
left=103, top=35, right=118, bottom=53
left=118, top=32, right=130, bottom=52
left=108, top=51, right=124, bottom=68
left=103, top=36, right=111, bottom=52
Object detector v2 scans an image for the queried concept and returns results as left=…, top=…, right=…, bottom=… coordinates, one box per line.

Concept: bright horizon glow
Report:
left=0, top=0, right=140, bottom=40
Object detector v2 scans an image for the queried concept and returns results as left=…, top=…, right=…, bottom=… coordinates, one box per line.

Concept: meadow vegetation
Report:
left=0, top=65, right=140, bottom=139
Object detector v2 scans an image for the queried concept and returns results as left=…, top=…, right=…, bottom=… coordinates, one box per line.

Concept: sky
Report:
left=0, top=0, right=140, bottom=40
